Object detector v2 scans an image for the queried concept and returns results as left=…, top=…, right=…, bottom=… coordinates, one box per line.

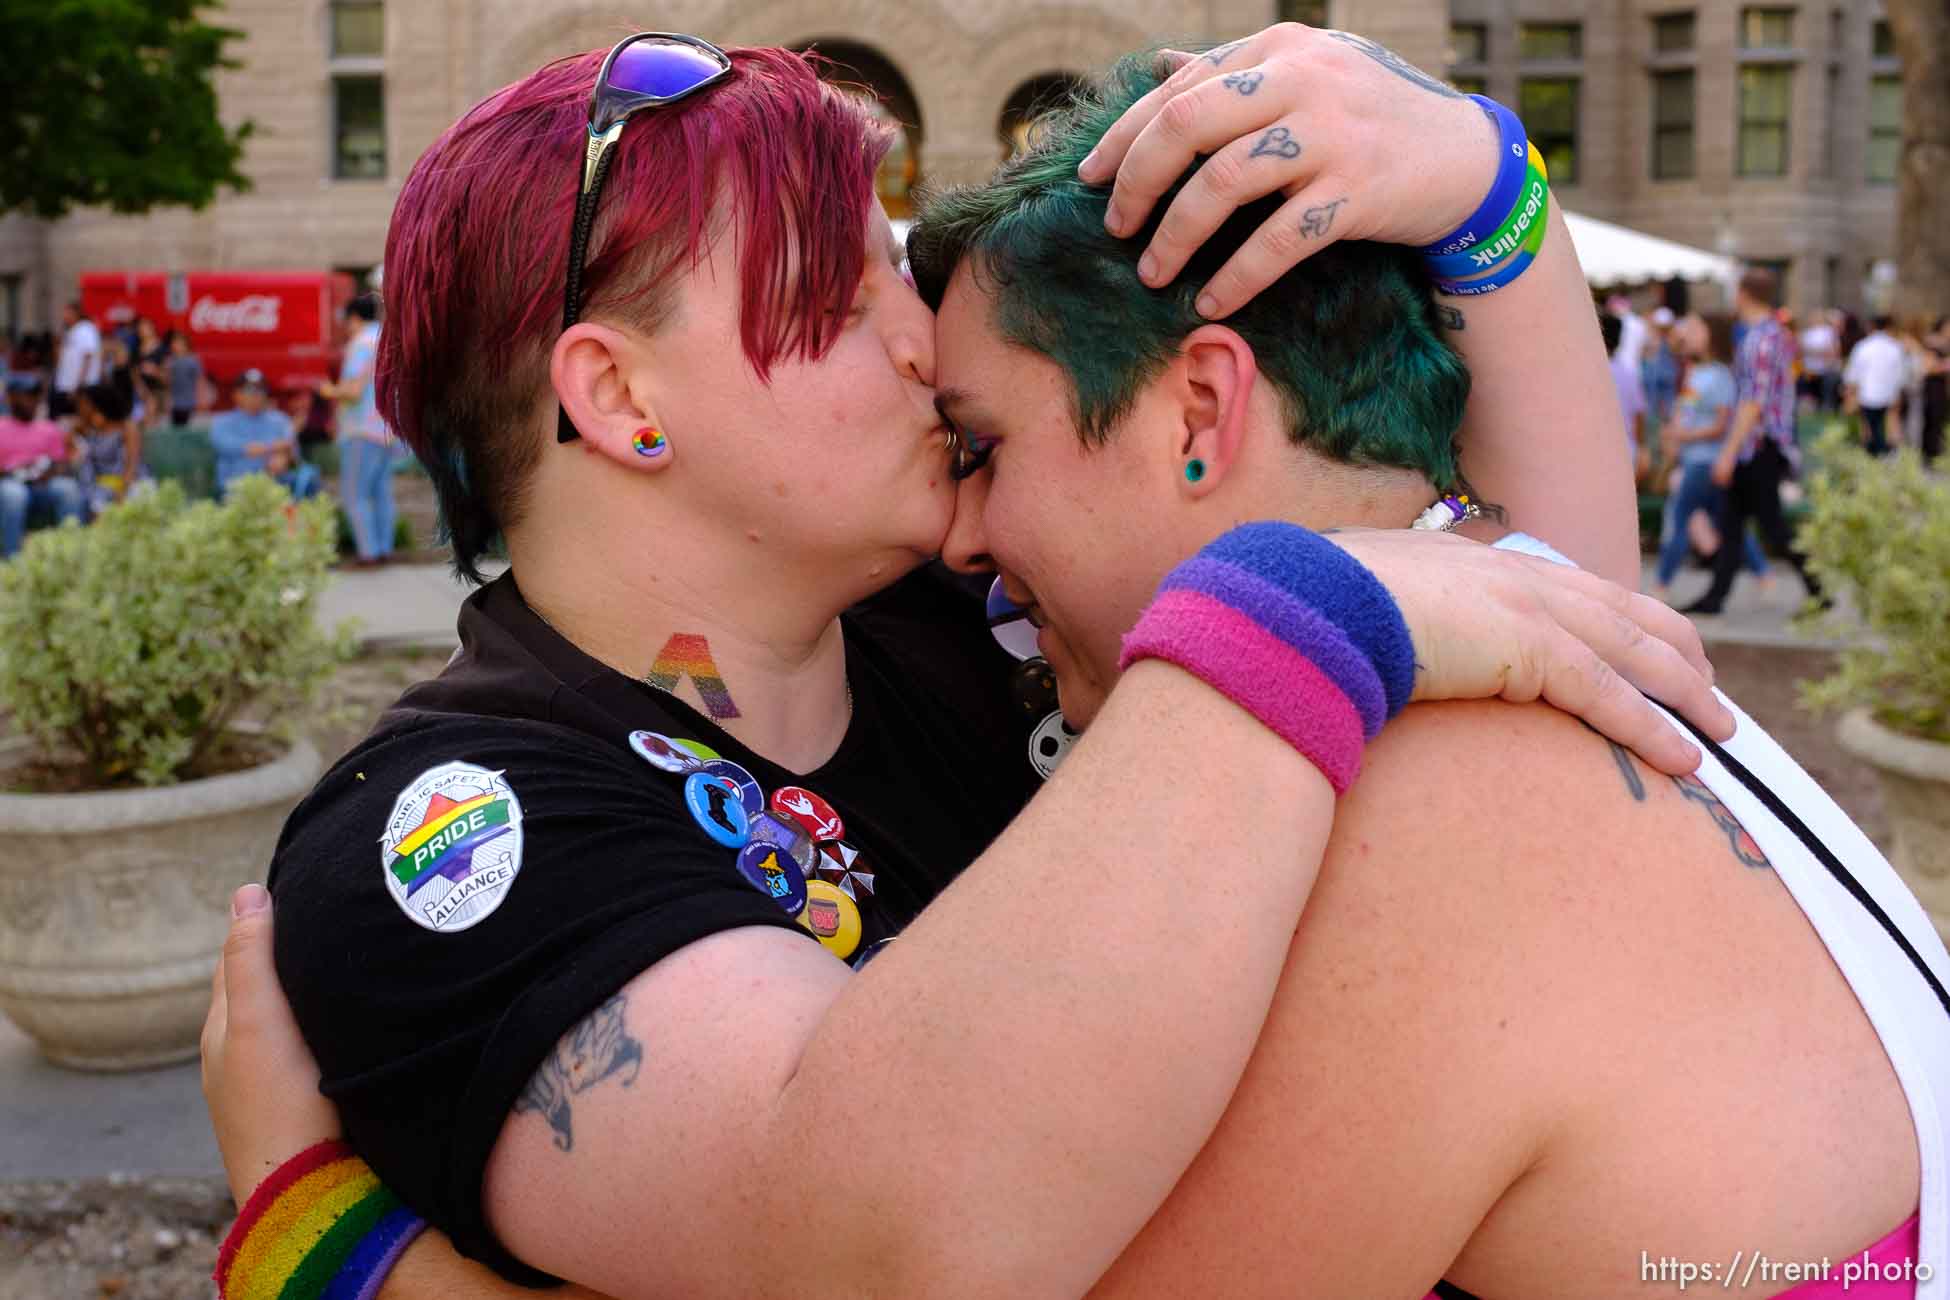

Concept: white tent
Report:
left=1562, top=210, right=1738, bottom=288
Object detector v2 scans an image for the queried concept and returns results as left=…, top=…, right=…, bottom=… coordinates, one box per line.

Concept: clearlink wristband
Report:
left=1433, top=181, right=1551, bottom=296
left=1421, top=144, right=1548, bottom=280
left=1419, top=95, right=1529, bottom=258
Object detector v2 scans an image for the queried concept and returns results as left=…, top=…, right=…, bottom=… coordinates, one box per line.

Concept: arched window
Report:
left=999, top=73, right=1086, bottom=160
left=795, top=40, right=924, bottom=219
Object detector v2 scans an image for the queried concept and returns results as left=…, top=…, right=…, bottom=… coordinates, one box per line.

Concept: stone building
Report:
left=0, top=0, right=1902, bottom=336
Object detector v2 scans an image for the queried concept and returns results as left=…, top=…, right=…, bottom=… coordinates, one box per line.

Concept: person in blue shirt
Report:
left=208, top=369, right=321, bottom=500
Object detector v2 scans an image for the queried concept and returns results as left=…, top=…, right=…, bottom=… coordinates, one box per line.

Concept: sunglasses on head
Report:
left=556, top=33, right=733, bottom=444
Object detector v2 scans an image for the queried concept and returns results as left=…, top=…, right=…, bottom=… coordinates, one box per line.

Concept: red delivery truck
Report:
left=79, top=270, right=358, bottom=401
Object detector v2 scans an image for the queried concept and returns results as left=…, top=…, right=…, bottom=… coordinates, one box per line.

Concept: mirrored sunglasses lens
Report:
left=609, top=39, right=726, bottom=98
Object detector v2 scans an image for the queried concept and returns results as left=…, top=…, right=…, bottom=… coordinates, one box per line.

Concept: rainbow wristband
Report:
left=1421, top=143, right=1548, bottom=281
left=1419, top=96, right=1530, bottom=257
left=1118, top=523, right=1414, bottom=794
left=214, top=1141, right=427, bottom=1300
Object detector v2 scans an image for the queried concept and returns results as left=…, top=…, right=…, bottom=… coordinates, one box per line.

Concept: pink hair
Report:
left=374, top=45, right=891, bottom=576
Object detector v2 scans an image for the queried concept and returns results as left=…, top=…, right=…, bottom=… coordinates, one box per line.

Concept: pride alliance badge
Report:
left=380, top=761, right=525, bottom=933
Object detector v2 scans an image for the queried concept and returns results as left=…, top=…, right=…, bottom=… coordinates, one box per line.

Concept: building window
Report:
left=1451, top=75, right=1488, bottom=96
left=1737, top=64, right=1793, bottom=177
left=1450, top=23, right=1488, bottom=64
left=1873, top=20, right=1895, bottom=59
left=1652, top=70, right=1696, bottom=179
left=333, top=76, right=386, bottom=180
left=0, top=274, right=20, bottom=344
left=330, top=0, right=383, bottom=58
left=1739, top=7, right=1795, bottom=49
left=1277, top=0, right=1329, bottom=26
left=1868, top=75, right=1902, bottom=183
left=1518, top=23, right=1582, bottom=60
left=1652, top=11, right=1697, bottom=52
left=1520, top=78, right=1580, bottom=184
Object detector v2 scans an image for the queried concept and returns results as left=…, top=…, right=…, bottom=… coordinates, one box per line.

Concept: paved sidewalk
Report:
left=1640, top=557, right=1863, bottom=651
left=315, top=557, right=504, bottom=650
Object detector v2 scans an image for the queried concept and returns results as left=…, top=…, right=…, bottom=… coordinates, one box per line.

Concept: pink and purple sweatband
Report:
left=1118, top=522, right=1415, bottom=793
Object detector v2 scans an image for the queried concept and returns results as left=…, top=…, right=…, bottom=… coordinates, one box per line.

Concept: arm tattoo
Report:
left=1299, top=197, right=1347, bottom=238
left=1325, top=31, right=1464, bottom=100
left=1221, top=70, right=1263, bottom=96
left=1672, top=774, right=1773, bottom=869
left=1202, top=39, right=1247, bottom=66
left=514, top=993, right=644, bottom=1152
left=1249, top=126, right=1302, bottom=160
left=1437, top=305, right=1466, bottom=331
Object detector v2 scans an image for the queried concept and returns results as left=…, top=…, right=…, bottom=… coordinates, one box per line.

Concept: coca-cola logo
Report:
left=189, top=294, right=281, bottom=333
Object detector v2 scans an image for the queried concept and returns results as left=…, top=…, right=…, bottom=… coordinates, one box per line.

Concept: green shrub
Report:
left=1794, top=425, right=1950, bottom=743
left=0, top=476, right=353, bottom=786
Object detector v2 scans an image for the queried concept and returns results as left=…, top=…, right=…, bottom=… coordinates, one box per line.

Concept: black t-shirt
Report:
left=267, top=566, right=1050, bottom=1284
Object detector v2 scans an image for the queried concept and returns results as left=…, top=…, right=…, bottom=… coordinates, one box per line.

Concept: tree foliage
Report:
left=0, top=0, right=253, bottom=219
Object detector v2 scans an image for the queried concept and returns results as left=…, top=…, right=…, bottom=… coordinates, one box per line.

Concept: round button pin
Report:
left=628, top=729, right=703, bottom=774
left=674, top=739, right=723, bottom=763
left=684, top=772, right=750, bottom=848
left=735, top=840, right=807, bottom=917
left=702, top=759, right=764, bottom=818
left=771, top=786, right=844, bottom=843
left=797, top=880, right=862, bottom=959
left=1027, top=709, right=1079, bottom=780
left=1011, top=658, right=1058, bottom=718
left=815, top=840, right=875, bottom=900
left=986, top=577, right=1040, bottom=662
left=746, top=809, right=817, bottom=874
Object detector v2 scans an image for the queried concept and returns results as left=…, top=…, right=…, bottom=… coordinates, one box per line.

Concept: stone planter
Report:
left=0, top=734, right=321, bottom=1071
left=1837, top=708, right=1950, bottom=948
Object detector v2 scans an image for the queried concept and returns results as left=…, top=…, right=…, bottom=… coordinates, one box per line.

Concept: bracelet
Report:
left=1419, top=96, right=1530, bottom=257
left=214, top=1140, right=428, bottom=1300
left=1118, top=523, right=1414, bottom=793
left=1420, top=143, right=1548, bottom=281
left=1433, top=183, right=1551, bottom=296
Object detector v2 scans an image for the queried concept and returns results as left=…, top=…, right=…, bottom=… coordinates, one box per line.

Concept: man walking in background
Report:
left=1682, top=268, right=1820, bottom=616
left=1844, top=315, right=1908, bottom=456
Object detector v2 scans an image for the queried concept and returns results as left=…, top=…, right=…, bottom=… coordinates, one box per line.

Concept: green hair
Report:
left=908, top=52, right=1471, bottom=490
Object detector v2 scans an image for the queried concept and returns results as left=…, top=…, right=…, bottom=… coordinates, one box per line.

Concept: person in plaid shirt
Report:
left=1682, top=268, right=1821, bottom=614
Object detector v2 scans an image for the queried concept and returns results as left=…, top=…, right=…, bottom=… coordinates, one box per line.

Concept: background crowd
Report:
left=0, top=294, right=399, bottom=562
left=1603, top=271, right=1948, bottom=613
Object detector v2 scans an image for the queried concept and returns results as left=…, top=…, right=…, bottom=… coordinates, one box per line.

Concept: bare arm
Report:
left=489, top=662, right=1335, bottom=1300
left=1437, top=206, right=1638, bottom=587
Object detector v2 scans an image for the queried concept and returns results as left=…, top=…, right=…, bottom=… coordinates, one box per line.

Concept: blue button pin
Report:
left=684, top=772, right=750, bottom=848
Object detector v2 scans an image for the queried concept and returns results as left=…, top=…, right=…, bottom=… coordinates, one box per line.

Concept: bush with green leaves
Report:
left=0, top=476, right=352, bottom=786
left=1794, top=424, right=1950, bottom=743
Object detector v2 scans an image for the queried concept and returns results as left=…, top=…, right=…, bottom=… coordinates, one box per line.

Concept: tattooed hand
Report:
left=1078, top=22, right=1500, bottom=318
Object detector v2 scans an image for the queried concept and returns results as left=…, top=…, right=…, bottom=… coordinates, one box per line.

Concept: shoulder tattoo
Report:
left=514, top=993, right=645, bottom=1152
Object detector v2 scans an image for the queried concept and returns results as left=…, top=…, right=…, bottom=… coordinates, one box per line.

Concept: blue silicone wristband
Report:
left=1420, top=161, right=1547, bottom=281
left=1419, top=96, right=1529, bottom=258
left=1433, top=236, right=1544, bottom=296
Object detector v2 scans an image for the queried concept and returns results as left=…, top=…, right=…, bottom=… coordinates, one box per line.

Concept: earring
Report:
left=632, top=428, right=667, bottom=458
left=1185, top=458, right=1206, bottom=483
